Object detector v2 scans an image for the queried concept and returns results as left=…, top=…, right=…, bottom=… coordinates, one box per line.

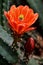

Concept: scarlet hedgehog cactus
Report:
left=4, top=5, right=39, bottom=35
left=24, top=37, right=35, bottom=55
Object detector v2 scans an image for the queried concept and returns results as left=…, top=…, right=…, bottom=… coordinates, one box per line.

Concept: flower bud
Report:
left=24, top=37, right=35, bottom=54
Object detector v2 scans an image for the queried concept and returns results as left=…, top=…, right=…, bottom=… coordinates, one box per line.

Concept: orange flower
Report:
left=4, top=5, right=39, bottom=34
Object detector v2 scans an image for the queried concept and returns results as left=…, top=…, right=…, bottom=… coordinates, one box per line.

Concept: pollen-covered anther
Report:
left=19, top=14, right=24, bottom=20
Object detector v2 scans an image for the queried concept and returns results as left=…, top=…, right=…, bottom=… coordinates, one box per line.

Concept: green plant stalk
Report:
left=0, top=39, right=18, bottom=64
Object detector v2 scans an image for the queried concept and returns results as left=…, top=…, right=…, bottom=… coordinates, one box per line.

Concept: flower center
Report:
left=19, top=14, right=24, bottom=20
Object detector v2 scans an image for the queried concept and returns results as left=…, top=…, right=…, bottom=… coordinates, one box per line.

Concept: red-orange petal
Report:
left=17, top=5, right=24, bottom=14
left=9, top=20, right=18, bottom=33
left=24, top=9, right=34, bottom=22
left=4, top=11, right=10, bottom=22
left=24, top=27, right=36, bottom=32
left=27, top=13, right=39, bottom=27
left=21, top=5, right=29, bottom=17
left=9, top=5, right=18, bottom=21
left=18, top=24, right=25, bottom=34
left=16, top=5, right=24, bottom=16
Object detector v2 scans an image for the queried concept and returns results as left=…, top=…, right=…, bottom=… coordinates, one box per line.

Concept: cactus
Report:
left=0, top=0, right=43, bottom=65
left=0, top=25, right=18, bottom=64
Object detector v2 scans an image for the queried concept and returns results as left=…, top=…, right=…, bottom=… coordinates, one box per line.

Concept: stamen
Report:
left=19, top=14, right=24, bottom=20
